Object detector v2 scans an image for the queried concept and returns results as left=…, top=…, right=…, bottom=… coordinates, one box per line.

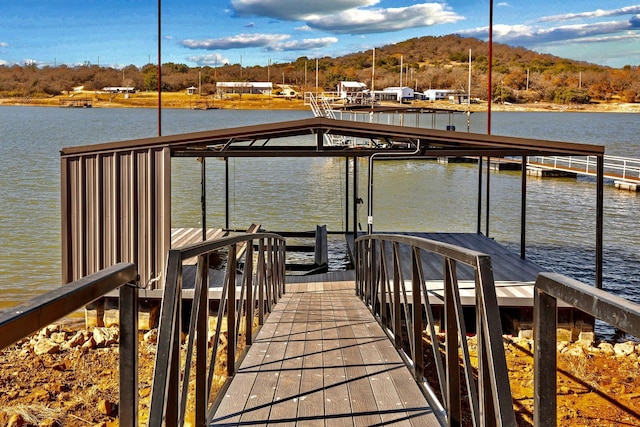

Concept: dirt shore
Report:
left=1, top=321, right=640, bottom=426
left=1, top=91, right=639, bottom=113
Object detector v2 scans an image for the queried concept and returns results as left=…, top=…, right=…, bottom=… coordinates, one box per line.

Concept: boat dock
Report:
left=211, top=277, right=441, bottom=426
left=59, top=98, right=92, bottom=108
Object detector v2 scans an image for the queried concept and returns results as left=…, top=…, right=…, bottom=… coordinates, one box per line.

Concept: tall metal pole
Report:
left=487, top=0, right=493, bottom=136
left=467, top=49, right=471, bottom=132
left=485, top=0, right=494, bottom=237
left=157, top=0, right=162, bottom=137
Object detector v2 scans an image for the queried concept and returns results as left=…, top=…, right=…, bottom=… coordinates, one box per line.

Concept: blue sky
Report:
left=1, top=1, right=639, bottom=69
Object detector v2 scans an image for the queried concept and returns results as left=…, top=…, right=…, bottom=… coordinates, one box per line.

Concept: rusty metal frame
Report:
left=61, top=117, right=606, bottom=297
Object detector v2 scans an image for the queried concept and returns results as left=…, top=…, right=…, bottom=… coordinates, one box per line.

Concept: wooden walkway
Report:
left=211, top=279, right=441, bottom=426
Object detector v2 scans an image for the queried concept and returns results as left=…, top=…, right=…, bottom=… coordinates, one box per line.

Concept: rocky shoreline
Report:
left=1, top=321, right=639, bottom=426
left=1, top=92, right=640, bottom=114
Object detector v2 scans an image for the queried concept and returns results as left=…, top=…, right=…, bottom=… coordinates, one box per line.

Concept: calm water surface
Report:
left=1, top=106, right=639, bottom=328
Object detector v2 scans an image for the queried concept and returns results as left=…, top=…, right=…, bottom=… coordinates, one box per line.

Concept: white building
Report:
left=374, top=87, right=414, bottom=102
left=337, top=81, right=368, bottom=101
left=422, top=89, right=455, bottom=101
left=102, top=86, right=136, bottom=94
left=216, top=82, right=273, bottom=95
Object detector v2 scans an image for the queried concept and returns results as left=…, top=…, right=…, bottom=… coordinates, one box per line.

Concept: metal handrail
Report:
left=355, top=234, right=517, bottom=427
left=529, top=155, right=640, bottom=181
left=0, top=263, right=139, bottom=424
left=148, top=232, right=286, bottom=427
left=533, top=272, right=640, bottom=426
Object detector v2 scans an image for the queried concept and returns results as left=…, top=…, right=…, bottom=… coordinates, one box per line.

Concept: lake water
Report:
left=1, top=106, right=639, bottom=332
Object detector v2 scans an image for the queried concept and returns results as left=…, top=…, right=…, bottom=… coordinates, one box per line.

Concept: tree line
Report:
left=0, top=35, right=638, bottom=104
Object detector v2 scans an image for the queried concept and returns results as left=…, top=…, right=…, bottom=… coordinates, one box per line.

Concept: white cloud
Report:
left=180, top=33, right=336, bottom=53
left=266, top=37, right=339, bottom=51
left=231, top=0, right=379, bottom=21
left=0, top=42, right=8, bottom=47
left=538, top=5, right=640, bottom=23
left=307, top=3, right=464, bottom=34
left=230, top=0, right=463, bottom=34
left=497, top=2, right=511, bottom=7
left=295, top=25, right=313, bottom=32
left=181, top=33, right=290, bottom=50
left=186, top=53, right=230, bottom=66
left=459, top=18, right=639, bottom=47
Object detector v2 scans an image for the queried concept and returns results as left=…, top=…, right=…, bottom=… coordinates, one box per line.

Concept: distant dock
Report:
left=59, top=98, right=92, bottom=108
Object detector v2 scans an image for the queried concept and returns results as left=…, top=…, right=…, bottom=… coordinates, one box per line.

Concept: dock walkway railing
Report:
left=534, top=272, right=640, bottom=426
left=529, top=155, right=640, bottom=182
left=354, top=234, right=517, bottom=426
left=0, top=263, right=139, bottom=424
left=148, top=232, right=286, bottom=426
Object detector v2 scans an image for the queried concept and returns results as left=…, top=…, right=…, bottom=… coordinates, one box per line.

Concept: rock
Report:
left=556, top=327, right=573, bottom=342
left=614, top=341, right=636, bottom=357
left=518, top=329, right=533, bottom=340
left=143, top=329, right=158, bottom=344
left=64, top=331, right=86, bottom=349
left=82, top=336, right=97, bottom=350
left=34, top=338, right=61, bottom=355
left=93, top=327, right=119, bottom=347
left=565, top=345, right=585, bottom=357
left=512, top=337, right=532, bottom=352
left=50, top=331, right=67, bottom=344
left=598, top=342, right=615, bottom=356
left=578, top=331, right=595, bottom=345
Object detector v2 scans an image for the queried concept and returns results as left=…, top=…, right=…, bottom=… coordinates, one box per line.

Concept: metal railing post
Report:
left=534, top=287, right=558, bottom=427
left=119, top=282, right=139, bottom=426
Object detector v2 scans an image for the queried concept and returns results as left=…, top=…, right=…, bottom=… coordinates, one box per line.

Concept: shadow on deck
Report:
left=211, top=279, right=441, bottom=426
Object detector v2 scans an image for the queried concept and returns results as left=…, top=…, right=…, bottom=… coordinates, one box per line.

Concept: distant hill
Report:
left=0, top=35, right=637, bottom=104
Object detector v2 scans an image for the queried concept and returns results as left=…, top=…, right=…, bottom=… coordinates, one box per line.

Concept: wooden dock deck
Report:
left=211, top=278, right=441, bottom=426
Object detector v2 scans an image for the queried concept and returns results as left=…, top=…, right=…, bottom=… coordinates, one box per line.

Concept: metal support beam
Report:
left=477, top=156, right=483, bottom=234
left=201, top=157, right=207, bottom=240
left=345, top=157, right=350, bottom=235
left=225, top=158, right=230, bottom=230
left=353, top=157, right=359, bottom=242
left=520, top=156, right=527, bottom=259
left=486, top=157, right=491, bottom=237
left=596, top=155, right=604, bottom=289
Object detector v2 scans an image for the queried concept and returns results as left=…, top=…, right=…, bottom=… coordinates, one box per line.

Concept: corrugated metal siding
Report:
left=61, top=147, right=171, bottom=288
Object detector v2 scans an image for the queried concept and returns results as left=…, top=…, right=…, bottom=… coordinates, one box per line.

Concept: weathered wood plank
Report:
left=269, top=293, right=305, bottom=426
left=210, top=279, right=438, bottom=426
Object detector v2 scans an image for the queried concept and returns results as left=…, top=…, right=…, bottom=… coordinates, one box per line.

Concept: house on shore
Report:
left=102, top=86, right=136, bottom=94
left=337, top=81, right=368, bottom=102
left=216, top=82, right=273, bottom=95
left=373, top=86, right=415, bottom=102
